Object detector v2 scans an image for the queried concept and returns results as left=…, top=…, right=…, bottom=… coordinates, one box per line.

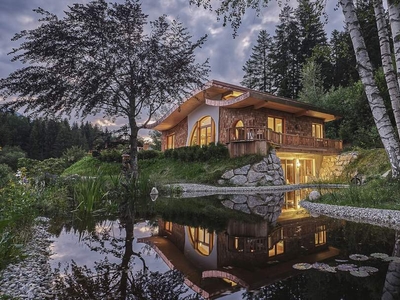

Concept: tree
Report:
left=241, top=30, right=274, bottom=93
left=0, top=0, right=210, bottom=180
left=298, top=59, right=325, bottom=105
left=149, top=130, right=161, bottom=151
left=270, top=5, right=301, bottom=98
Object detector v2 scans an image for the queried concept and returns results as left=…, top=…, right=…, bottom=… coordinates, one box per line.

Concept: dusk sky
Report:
left=0, top=0, right=345, bottom=136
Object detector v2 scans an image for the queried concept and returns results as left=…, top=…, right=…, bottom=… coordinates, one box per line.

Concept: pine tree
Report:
left=241, top=30, right=275, bottom=93
left=270, top=5, right=301, bottom=98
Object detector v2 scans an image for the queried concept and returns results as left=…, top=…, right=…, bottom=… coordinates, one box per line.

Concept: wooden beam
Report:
left=253, top=101, right=268, bottom=109
left=295, top=109, right=308, bottom=117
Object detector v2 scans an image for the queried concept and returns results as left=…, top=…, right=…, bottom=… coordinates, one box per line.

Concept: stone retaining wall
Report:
left=218, top=149, right=285, bottom=186
left=319, top=152, right=358, bottom=180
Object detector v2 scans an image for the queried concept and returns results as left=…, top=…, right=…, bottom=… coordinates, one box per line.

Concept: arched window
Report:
left=188, top=226, right=214, bottom=256
left=235, top=120, right=244, bottom=140
left=190, top=116, right=215, bottom=146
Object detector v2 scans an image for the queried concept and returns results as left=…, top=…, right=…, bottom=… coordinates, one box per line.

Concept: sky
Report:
left=0, top=0, right=345, bottom=136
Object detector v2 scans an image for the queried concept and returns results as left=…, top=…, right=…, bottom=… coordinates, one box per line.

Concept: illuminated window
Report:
left=189, top=116, right=215, bottom=146
left=315, top=225, right=326, bottom=246
left=312, top=123, right=323, bottom=138
left=164, top=221, right=172, bottom=232
left=188, top=226, right=214, bottom=256
left=269, top=240, right=284, bottom=257
left=235, top=120, right=245, bottom=140
left=166, top=134, right=175, bottom=149
left=268, top=117, right=283, bottom=133
left=268, top=228, right=284, bottom=257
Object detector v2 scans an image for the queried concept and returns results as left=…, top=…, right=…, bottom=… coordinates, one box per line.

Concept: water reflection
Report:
left=49, top=191, right=399, bottom=299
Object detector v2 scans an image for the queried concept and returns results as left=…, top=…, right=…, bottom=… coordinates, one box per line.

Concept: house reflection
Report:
left=138, top=195, right=339, bottom=299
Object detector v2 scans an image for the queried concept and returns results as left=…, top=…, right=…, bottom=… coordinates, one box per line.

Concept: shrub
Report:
left=0, top=146, right=26, bottom=171
left=97, top=149, right=122, bottom=163
left=138, top=150, right=160, bottom=160
left=0, top=164, right=12, bottom=188
left=165, top=143, right=229, bottom=163
left=62, top=146, right=87, bottom=166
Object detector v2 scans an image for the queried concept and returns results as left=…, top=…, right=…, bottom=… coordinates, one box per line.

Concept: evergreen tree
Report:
left=329, top=29, right=358, bottom=87
left=241, top=30, right=275, bottom=93
left=52, top=120, right=72, bottom=157
left=270, top=5, right=301, bottom=98
left=29, top=120, right=45, bottom=160
left=298, top=59, right=325, bottom=105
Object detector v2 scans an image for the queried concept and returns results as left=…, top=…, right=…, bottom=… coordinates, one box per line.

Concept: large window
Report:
left=312, top=123, right=323, bottom=138
left=166, top=134, right=175, bottom=149
left=235, top=120, right=245, bottom=140
left=315, top=225, right=326, bottom=246
left=188, top=226, right=214, bottom=256
left=190, top=116, right=215, bottom=146
left=268, top=116, right=283, bottom=133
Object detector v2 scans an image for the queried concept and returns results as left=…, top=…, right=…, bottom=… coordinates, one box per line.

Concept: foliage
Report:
left=72, top=175, right=109, bottom=213
left=0, top=146, right=26, bottom=171
left=0, top=112, right=106, bottom=160
left=342, top=148, right=390, bottom=179
left=96, top=148, right=122, bottom=163
left=317, top=177, right=400, bottom=210
left=163, top=143, right=229, bottom=162
left=139, top=153, right=262, bottom=185
left=0, top=164, right=12, bottom=188
left=137, top=150, right=161, bottom=160
left=62, top=146, right=87, bottom=166
left=18, top=157, right=67, bottom=177
left=298, top=59, right=325, bottom=104
left=149, top=131, right=162, bottom=151
left=62, top=156, right=120, bottom=177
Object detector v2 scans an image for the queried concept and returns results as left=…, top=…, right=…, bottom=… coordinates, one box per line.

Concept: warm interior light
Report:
left=296, top=159, right=301, bottom=168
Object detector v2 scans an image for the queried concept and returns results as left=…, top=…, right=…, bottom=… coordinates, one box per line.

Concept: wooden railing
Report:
left=226, top=127, right=342, bottom=152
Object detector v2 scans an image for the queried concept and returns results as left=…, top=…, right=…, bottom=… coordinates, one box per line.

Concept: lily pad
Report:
left=350, top=270, right=370, bottom=277
left=349, top=254, right=369, bottom=261
left=335, top=259, right=348, bottom=263
left=383, top=256, right=400, bottom=263
left=370, top=253, right=389, bottom=259
left=337, top=264, right=358, bottom=272
left=359, top=266, right=379, bottom=273
left=293, top=263, right=312, bottom=270
left=312, top=262, right=336, bottom=272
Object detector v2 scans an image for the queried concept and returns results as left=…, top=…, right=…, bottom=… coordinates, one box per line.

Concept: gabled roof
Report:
left=148, top=80, right=340, bottom=131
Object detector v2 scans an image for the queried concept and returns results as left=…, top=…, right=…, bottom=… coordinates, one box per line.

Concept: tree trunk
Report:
left=340, top=0, right=400, bottom=178
left=382, top=231, right=400, bottom=300
left=388, top=0, right=400, bottom=102
left=374, top=0, right=400, bottom=138
left=129, top=120, right=139, bottom=181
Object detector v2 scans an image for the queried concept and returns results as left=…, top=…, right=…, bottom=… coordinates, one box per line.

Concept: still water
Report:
left=48, top=191, right=398, bottom=299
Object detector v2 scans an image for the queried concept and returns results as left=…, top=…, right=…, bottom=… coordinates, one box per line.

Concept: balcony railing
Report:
left=227, top=127, right=342, bottom=152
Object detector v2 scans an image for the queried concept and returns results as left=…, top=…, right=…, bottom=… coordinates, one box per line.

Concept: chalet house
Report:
left=148, top=80, right=342, bottom=184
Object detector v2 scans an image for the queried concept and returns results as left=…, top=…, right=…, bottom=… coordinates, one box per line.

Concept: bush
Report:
left=138, top=150, right=161, bottom=160
left=62, top=146, right=87, bottom=166
left=0, top=163, right=12, bottom=188
left=0, top=146, right=26, bottom=171
left=165, top=143, right=229, bottom=162
left=18, top=157, right=67, bottom=177
left=97, top=149, right=122, bottom=163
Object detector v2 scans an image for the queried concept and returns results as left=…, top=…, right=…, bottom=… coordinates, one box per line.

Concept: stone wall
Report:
left=161, top=117, right=188, bottom=150
left=218, top=149, right=285, bottom=186
left=319, top=152, right=358, bottom=179
left=220, top=193, right=284, bottom=224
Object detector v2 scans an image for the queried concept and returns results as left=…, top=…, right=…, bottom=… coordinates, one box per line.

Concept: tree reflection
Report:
left=382, top=230, right=400, bottom=300
left=53, top=205, right=200, bottom=299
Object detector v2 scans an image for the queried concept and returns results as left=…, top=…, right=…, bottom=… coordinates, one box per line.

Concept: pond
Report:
left=48, top=191, right=399, bottom=299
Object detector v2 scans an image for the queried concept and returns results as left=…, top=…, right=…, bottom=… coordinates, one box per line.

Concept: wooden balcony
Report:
left=226, top=127, right=342, bottom=156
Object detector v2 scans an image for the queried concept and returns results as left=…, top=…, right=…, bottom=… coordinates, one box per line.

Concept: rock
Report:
left=221, top=169, right=234, bottom=179
left=229, top=175, right=247, bottom=185
left=233, top=164, right=251, bottom=175
left=308, top=190, right=321, bottom=201
left=150, top=187, right=159, bottom=195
